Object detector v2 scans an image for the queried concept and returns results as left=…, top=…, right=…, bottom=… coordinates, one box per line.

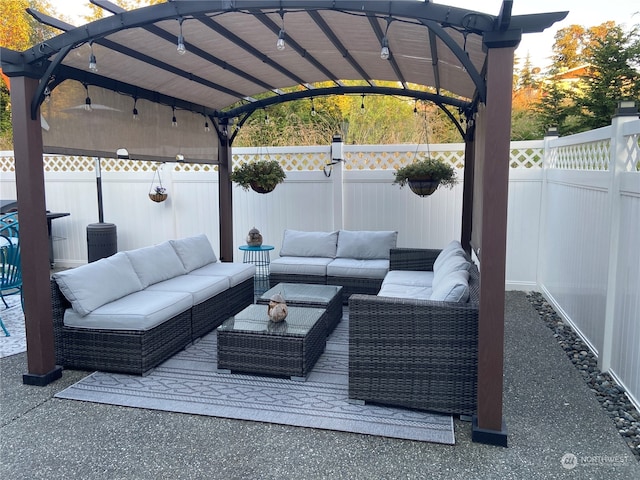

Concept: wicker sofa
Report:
left=269, top=229, right=398, bottom=302
left=51, top=234, right=254, bottom=375
left=348, top=244, right=480, bottom=416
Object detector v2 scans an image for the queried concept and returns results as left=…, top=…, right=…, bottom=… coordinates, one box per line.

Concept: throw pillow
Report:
left=430, top=270, right=470, bottom=303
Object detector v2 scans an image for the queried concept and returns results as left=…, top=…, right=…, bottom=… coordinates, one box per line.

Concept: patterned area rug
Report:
left=56, top=314, right=454, bottom=444
left=0, top=296, right=26, bottom=358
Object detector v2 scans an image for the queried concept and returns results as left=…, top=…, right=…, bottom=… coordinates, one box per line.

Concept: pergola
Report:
left=1, top=0, right=567, bottom=446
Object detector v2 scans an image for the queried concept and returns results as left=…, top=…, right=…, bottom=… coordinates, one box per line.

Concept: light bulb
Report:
left=204, top=121, right=210, bottom=132
left=84, top=96, right=92, bottom=111
left=172, top=115, right=177, bottom=127
left=380, top=37, right=390, bottom=60
left=276, top=29, right=285, bottom=51
left=311, top=107, right=316, bottom=117
left=177, top=35, right=186, bottom=55
left=133, top=107, right=139, bottom=120
left=89, top=53, right=98, bottom=72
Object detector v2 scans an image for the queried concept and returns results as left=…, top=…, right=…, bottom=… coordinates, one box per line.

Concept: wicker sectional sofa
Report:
left=269, top=229, right=398, bottom=301
left=51, top=234, right=254, bottom=375
left=348, top=242, right=480, bottom=416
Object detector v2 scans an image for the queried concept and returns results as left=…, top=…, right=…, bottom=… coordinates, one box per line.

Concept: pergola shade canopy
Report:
left=1, top=0, right=567, bottom=161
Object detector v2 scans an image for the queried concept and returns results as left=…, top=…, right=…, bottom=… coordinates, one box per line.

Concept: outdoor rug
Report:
left=55, top=314, right=455, bottom=444
left=0, top=296, right=27, bottom=358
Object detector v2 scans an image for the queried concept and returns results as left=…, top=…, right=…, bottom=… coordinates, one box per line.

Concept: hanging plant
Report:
left=392, top=157, right=457, bottom=197
left=149, top=164, right=168, bottom=202
left=230, top=159, right=286, bottom=194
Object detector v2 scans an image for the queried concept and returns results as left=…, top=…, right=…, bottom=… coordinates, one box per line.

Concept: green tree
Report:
left=572, top=24, right=640, bottom=131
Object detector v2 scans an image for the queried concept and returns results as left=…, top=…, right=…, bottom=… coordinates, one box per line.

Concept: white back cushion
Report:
left=170, top=234, right=217, bottom=272
left=126, top=241, right=187, bottom=288
left=433, top=240, right=466, bottom=272
left=336, top=230, right=398, bottom=260
left=430, top=270, right=470, bottom=303
left=279, top=230, right=338, bottom=258
left=53, top=252, right=143, bottom=316
left=433, top=254, right=471, bottom=285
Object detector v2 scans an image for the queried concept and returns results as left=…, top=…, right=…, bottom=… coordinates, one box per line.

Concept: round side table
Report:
left=239, top=244, right=274, bottom=295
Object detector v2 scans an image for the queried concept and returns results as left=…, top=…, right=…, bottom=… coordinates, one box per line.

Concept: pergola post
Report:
left=471, top=40, right=516, bottom=447
left=218, top=122, right=234, bottom=262
left=461, top=122, right=476, bottom=253
left=10, top=75, right=62, bottom=385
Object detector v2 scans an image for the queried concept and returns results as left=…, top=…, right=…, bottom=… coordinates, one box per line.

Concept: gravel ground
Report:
left=527, top=292, right=640, bottom=462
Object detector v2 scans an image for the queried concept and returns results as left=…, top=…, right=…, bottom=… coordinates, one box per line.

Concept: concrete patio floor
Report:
left=1, top=291, right=639, bottom=479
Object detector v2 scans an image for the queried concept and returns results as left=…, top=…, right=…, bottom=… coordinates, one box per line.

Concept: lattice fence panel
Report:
left=552, top=140, right=610, bottom=170
left=624, top=133, right=640, bottom=172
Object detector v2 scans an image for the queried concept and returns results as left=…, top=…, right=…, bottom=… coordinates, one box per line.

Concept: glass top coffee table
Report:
left=217, top=304, right=326, bottom=381
left=257, top=283, right=343, bottom=335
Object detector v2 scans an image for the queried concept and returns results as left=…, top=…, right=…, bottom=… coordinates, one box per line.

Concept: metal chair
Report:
left=0, top=212, right=22, bottom=316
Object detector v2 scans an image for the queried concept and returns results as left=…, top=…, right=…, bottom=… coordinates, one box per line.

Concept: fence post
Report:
left=329, top=135, right=344, bottom=231
left=537, top=127, right=559, bottom=289
left=600, top=101, right=638, bottom=372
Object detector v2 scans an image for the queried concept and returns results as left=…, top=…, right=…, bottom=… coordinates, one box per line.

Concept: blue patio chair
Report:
left=0, top=314, right=8, bottom=336
left=1, top=212, right=22, bottom=313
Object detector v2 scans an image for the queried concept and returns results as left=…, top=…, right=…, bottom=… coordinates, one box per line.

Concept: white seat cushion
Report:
left=53, top=252, right=143, bottom=316
left=63, top=290, right=192, bottom=331
left=146, top=274, right=229, bottom=305
left=170, top=234, right=217, bottom=272
left=188, top=262, right=255, bottom=287
left=270, top=257, right=333, bottom=276
left=430, top=270, right=470, bottom=303
left=327, top=258, right=389, bottom=279
left=378, top=283, right=432, bottom=300
left=125, top=241, right=187, bottom=288
left=382, top=270, right=434, bottom=288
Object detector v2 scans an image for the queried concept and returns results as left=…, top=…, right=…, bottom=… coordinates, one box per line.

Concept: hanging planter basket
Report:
left=149, top=192, right=168, bottom=202
left=408, top=178, right=441, bottom=197
left=250, top=182, right=276, bottom=194
left=148, top=164, right=168, bottom=202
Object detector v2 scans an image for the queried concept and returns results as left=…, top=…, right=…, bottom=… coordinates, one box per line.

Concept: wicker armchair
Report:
left=348, top=248, right=479, bottom=416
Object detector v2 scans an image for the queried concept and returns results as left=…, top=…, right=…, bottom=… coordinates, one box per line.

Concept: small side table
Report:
left=239, top=244, right=274, bottom=295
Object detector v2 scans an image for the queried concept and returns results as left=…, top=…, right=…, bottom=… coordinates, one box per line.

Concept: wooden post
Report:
left=471, top=43, right=515, bottom=447
left=10, top=75, right=62, bottom=385
left=218, top=121, right=234, bottom=262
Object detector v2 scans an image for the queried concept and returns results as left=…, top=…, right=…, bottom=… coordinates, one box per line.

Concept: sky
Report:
left=53, top=0, right=640, bottom=69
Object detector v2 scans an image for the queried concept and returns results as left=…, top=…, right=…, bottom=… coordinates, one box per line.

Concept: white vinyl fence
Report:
left=1, top=119, right=638, bottom=410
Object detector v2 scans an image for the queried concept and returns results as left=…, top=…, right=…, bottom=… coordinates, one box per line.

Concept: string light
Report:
left=204, top=118, right=210, bottom=132
left=276, top=11, right=286, bottom=50
left=84, top=84, right=92, bottom=111
left=44, top=86, right=51, bottom=103
left=310, top=98, right=316, bottom=117
left=360, top=94, right=365, bottom=114
left=380, top=37, right=390, bottom=60
left=414, top=99, right=418, bottom=115
left=88, top=42, right=98, bottom=72
left=177, top=18, right=186, bottom=55
left=132, top=97, right=139, bottom=120
left=380, top=17, right=392, bottom=60
left=171, top=106, right=177, bottom=127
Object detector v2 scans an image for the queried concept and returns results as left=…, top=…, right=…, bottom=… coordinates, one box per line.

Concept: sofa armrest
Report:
left=389, top=248, right=440, bottom=271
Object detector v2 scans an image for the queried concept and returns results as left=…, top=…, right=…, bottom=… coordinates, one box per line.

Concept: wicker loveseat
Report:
left=51, top=234, right=254, bottom=375
left=269, top=229, right=398, bottom=302
left=348, top=244, right=480, bottom=416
